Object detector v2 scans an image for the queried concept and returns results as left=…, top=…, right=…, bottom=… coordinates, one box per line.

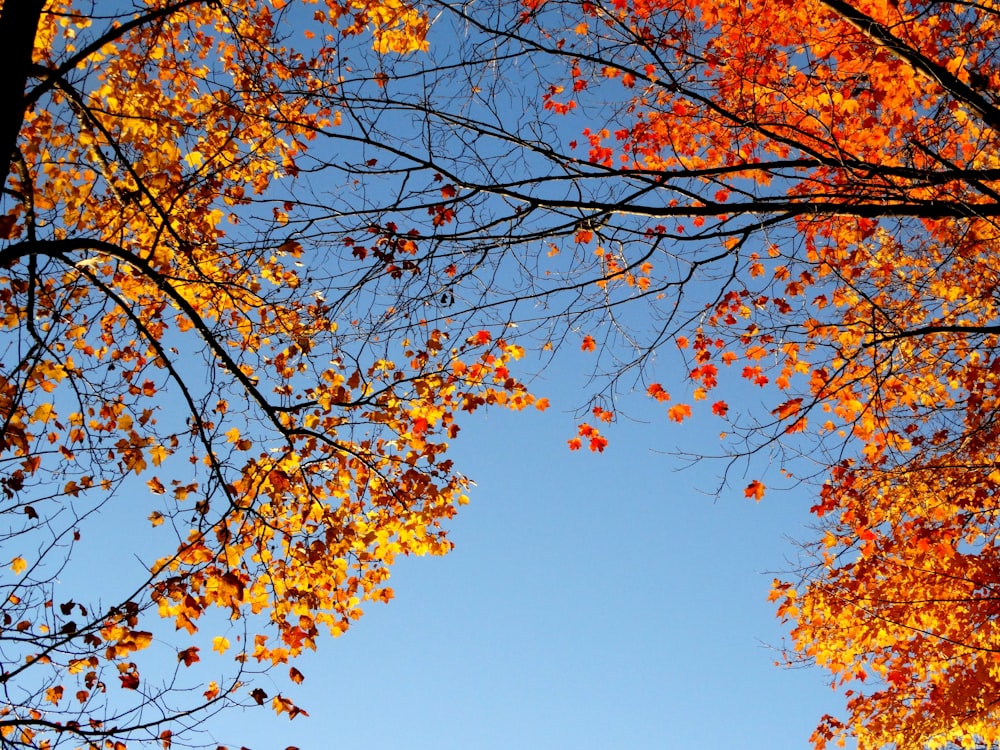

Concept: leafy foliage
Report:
left=7, top=0, right=1000, bottom=747
left=0, top=3, right=538, bottom=748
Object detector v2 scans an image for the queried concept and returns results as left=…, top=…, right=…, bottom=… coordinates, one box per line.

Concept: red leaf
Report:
left=589, top=435, right=608, bottom=452
left=647, top=383, right=670, bottom=402
left=177, top=647, right=200, bottom=667
left=119, top=671, right=140, bottom=690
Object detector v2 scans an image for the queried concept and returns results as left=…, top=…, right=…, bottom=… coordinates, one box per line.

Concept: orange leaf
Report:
left=744, top=481, right=765, bottom=501
left=647, top=383, right=671, bottom=402
left=667, top=404, right=692, bottom=423
left=772, top=398, right=803, bottom=421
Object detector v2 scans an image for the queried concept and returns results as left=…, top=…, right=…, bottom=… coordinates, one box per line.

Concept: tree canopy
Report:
left=3, top=0, right=1000, bottom=749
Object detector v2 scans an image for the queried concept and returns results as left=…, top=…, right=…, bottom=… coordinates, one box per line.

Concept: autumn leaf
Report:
left=744, top=481, right=765, bottom=502
left=667, top=404, right=691, bottom=423
left=772, top=398, right=803, bottom=421
left=647, top=383, right=670, bottom=402
left=177, top=647, right=200, bottom=667
left=119, top=671, right=140, bottom=691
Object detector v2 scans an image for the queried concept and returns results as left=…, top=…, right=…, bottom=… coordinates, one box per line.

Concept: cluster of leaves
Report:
left=523, top=0, right=1000, bottom=746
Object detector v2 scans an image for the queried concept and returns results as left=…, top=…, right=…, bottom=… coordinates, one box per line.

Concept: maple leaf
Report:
left=177, top=647, right=200, bottom=667
left=647, top=383, right=670, bottom=402
left=772, top=398, right=803, bottom=421
left=667, top=404, right=692, bottom=423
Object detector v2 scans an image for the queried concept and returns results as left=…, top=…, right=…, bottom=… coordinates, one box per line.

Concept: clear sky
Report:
left=210, top=351, right=846, bottom=750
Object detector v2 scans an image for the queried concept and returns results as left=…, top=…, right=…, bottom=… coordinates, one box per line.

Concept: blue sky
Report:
left=210, top=352, right=844, bottom=750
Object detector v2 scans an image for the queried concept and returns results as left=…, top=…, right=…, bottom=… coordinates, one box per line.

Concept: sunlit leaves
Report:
left=568, top=422, right=608, bottom=452
left=0, top=1, right=464, bottom=749
left=521, top=0, right=1000, bottom=743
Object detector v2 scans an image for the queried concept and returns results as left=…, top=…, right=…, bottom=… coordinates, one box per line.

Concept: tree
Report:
left=251, top=0, right=998, bottom=747
left=0, top=3, right=540, bottom=749
left=6, top=1, right=1000, bottom=749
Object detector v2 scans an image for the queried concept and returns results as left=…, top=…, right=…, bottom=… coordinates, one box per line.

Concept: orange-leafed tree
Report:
left=9, top=0, right=1000, bottom=747
left=0, top=3, right=544, bottom=749
left=264, top=0, right=1000, bottom=746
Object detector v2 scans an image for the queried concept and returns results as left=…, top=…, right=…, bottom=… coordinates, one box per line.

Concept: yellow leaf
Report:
left=31, top=403, right=55, bottom=423
left=10, top=557, right=26, bottom=575
left=150, top=444, right=168, bottom=466
left=212, top=636, right=230, bottom=654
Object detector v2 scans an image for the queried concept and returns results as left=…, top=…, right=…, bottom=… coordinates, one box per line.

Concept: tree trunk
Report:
left=0, top=0, right=45, bottom=180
